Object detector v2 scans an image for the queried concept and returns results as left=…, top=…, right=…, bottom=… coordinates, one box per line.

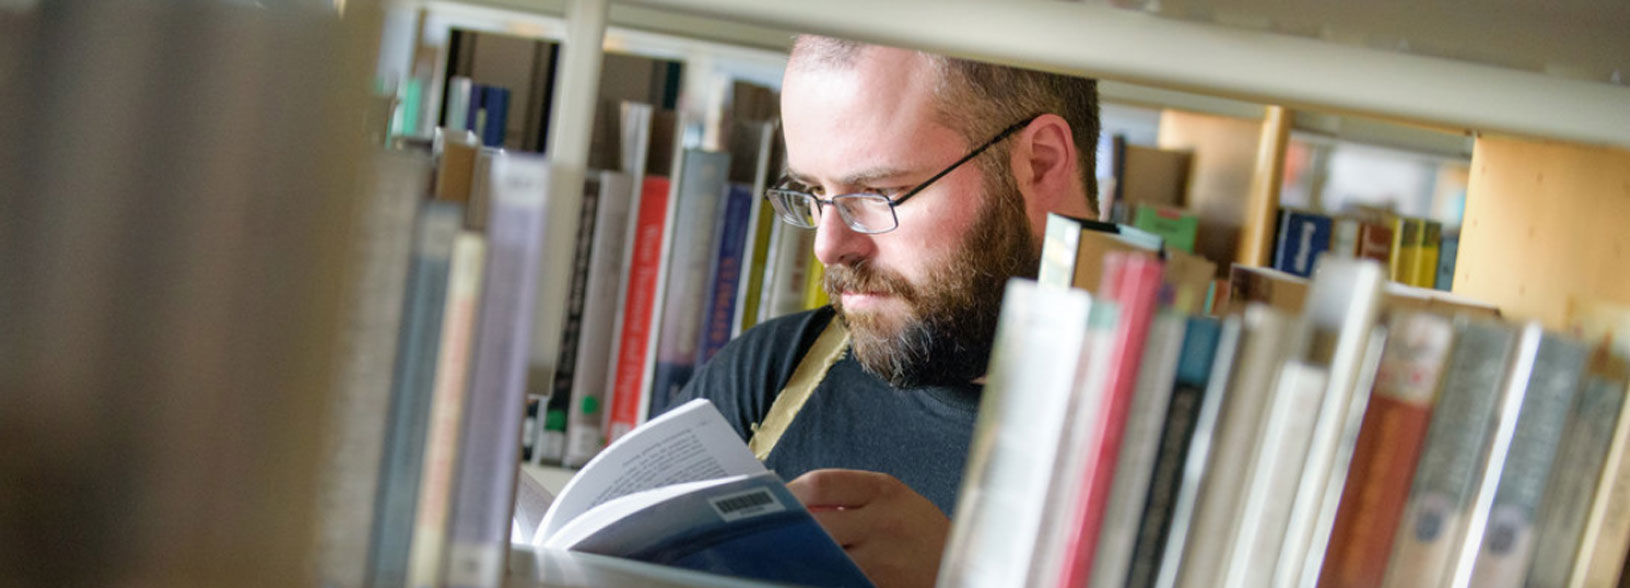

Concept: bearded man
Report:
left=670, top=35, right=1099, bottom=587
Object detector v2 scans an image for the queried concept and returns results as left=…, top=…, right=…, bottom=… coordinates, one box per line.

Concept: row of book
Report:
left=941, top=212, right=1630, bottom=588
left=1273, top=206, right=1460, bottom=291
left=520, top=98, right=828, bottom=471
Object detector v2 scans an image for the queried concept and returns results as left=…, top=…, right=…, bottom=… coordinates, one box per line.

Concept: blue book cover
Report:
left=560, top=472, right=873, bottom=588
left=695, top=183, right=755, bottom=366
left=1273, top=209, right=1334, bottom=278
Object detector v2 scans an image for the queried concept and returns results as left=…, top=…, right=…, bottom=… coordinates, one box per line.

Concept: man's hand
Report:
left=787, top=469, right=950, bottom=588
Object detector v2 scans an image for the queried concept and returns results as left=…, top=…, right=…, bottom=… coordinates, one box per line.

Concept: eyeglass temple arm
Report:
left=889, top=115, right=1040, bottom=207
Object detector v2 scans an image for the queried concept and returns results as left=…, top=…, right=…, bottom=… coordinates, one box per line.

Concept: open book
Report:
left=515, top=399, right=873, bottom=588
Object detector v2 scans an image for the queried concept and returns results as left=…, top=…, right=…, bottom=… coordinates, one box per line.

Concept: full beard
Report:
left=825, top=171, right=1039, bottom=388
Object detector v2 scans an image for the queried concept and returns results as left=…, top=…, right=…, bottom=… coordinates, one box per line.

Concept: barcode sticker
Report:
left=708, top=488, right=785, bottom=522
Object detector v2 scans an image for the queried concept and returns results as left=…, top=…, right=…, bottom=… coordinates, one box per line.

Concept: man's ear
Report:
left=1010, top=113, right=1090, bottom=220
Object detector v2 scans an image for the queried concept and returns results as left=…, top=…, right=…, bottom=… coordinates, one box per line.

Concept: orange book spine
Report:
left=1321, top=311, right=1452, bottom=588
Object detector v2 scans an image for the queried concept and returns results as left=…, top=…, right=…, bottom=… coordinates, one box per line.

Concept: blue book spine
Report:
left=695, top=184, right=755, bottom=365
left=481, top=87, right=510, bottom=148
left=367, top=200, right=462, bottom=587
left=1274, top=210, right=1334, bottom=278
left=465, top=84, right=485, bottom=136
left=1435, top=234, right=1460, bottom=291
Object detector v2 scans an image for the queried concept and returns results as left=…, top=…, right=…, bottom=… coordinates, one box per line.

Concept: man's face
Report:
left=781, top=48, right=1038, bottom=388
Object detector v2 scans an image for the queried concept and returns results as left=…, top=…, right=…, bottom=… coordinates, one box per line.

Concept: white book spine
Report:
left=1222, top=360, right=1329, bottom=588
left=563, top=171, right=636, bottom=468
left=937, top=280, right=1094, bottom=588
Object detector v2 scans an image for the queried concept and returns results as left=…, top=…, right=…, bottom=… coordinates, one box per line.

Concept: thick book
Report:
left=939, top=279, right=1097, bottom=588
left=1320, top=310, right=1455, bottom=588
left=522, top=399, right=872, bottom=588
left=1391, top=217, right=1421, bottom=285
left=316, top=150, right=429, bottom=588
left=560, top=171, right=638, bottom=468
left=1090, top=310, right=1189, bottom=588
left=1126, top=316, right=1228, bottom=588
left=1381, top=317, right=1521, bottom=588
left=647, top=148, right=731, bottom=418
left=605, top=176, right=673, bottom=443
left=1357, top=220, right=1394, bottom=265
left=367, top=200, right=463, bottom=587
left=444, top=153, right=551, bottom=588
left=1526, top=347, right=1628, bottom=588
left=1459, top=328, right=1587, bottom=588
left=1176, top=304, right=1295, bottom=588
left=405, top=231, right=487, bottom=588
left=1057, top=252, right=1165, bottom=587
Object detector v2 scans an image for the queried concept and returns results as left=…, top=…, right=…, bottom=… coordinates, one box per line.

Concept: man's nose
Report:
left=812, top=203, right=874, bottom=268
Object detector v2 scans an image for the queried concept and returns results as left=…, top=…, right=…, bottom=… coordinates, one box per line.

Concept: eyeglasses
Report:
left=764, top=115, right=1039, bottom=234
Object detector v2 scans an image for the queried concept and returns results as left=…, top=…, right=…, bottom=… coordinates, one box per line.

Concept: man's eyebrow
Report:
left=782, top=166, right=915, bottom=188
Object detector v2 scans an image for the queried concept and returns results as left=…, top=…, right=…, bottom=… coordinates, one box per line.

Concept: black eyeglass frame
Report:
left=765, top=114, right=1041, bottom=235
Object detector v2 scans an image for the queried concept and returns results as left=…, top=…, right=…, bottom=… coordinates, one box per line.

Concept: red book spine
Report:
left=1319, top=394, right=1433, bottom=588
left=605, top=176, right=671, bottom=443
left=1058, top=252, right=1166, bottom=587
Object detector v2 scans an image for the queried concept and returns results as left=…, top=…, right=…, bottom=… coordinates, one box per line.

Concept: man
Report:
left=672, top=35, right=1099, bottom=587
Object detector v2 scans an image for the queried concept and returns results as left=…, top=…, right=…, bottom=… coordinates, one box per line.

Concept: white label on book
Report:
left=708, top=488, right=785, bottom=522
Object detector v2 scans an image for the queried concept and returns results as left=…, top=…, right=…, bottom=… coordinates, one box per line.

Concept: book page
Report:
left=538, top=399, right=763, bottom=539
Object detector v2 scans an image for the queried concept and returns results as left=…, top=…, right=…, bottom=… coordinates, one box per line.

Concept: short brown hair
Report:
left=789, top=36, right=1100, bottom=213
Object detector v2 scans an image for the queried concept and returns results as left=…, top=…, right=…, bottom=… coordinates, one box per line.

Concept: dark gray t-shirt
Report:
left=669, top=306, right=982, bottom=515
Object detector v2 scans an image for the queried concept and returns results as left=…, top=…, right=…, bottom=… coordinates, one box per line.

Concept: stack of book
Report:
left=1272, top=206, right=1459, bottom=291
left=942, top=213, right=1630, bottom=588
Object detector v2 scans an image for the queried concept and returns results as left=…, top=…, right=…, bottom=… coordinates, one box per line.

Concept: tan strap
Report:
left=747, top=319, right=849, bottom=461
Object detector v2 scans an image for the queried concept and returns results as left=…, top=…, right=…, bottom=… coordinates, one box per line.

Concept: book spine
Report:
left=1393, top=218, right=1421, bottom=285
left=405, top=232, right=487, bottom=588
left=1126, top=317, right=1224, bottom=588
left=1174, top=305, right=1293, bottom=588
left=937, top=280, right=1095, bottom=588
left=761, top=222, right=815, bottom=321
left=1381, top=319, right=1519, bottom=588
left=1357, top=221, right=1394, bottom=264
left=732, top=121, right=778, bottom=336
left=1435, top=232, right=1459, bottom=291
left=444, top=154, right=550, bottom=588
left=1091, top=312, right=1189, bottom=588
left=647, top=149, right=730, bottom=419
left=1058, top=253, right=1165, bottom=587
left=1152, top=316, right=1243, bottom=588
left=1222, top=360, right=1330, bottom=588
left=1274, top=210, right=1334, bottom=278
left=1413, top=221, right=1442, bottom=289
left=696, top=183, right=754, bottom=365
left=1568, top=373, right=1630, bottom=587
left=562, top=172, right=636, bottom=468
left=367, top=200, right=462, bottom=588
left=1038, top=213, right=1085, bottom=287
left=1464, top=334, right=1587, bottom=588
left=605, top=176, right=672, bottom=443
left=317, top=150, right=428, bottom=588
left=479, top=86, right=509, bottom=148
left=1526, top=369, right=1626, bottom=588
left=802, top=248, right=828, bottom=309
left=546, top=177, right=602, bottom=428
left=1320, top=311, right=1453, bottom=588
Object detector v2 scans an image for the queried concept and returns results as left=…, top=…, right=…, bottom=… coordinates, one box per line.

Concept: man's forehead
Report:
left=780, top=47, right=960, bottom=185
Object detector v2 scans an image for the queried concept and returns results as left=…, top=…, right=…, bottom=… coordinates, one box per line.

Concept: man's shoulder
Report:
left=672, top=306, right=838, bottom=438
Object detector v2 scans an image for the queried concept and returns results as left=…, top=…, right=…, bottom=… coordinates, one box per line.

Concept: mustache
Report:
left=822, top=263, right=918, bottom=303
